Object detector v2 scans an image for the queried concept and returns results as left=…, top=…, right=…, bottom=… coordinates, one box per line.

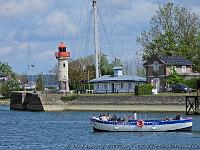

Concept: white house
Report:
left=90, top=67, right=146, bottom=94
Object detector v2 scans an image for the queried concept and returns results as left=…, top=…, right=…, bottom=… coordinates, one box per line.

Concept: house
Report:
left=144, top=55, right=195, bottom=92
left=90, top=67, right=146, bottom=94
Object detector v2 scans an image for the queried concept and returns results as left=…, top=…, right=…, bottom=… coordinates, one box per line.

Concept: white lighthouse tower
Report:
left=55, top=42, right=70, bottom=93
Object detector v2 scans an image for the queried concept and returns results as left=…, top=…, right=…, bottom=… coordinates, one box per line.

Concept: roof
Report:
left=158, top=56, right=192, bottom=66
left=144, top=56, right=193, bottom=66
left=90, top=75, right=146, bottom=83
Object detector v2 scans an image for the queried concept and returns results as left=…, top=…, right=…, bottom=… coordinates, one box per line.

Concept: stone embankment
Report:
left=70, top=95, right=185, bottom=105
left=10, top=92, right=187, bottom=112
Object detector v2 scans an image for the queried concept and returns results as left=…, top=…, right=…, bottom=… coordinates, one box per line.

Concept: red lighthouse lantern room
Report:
left=55, top=42, right=70, bottom=59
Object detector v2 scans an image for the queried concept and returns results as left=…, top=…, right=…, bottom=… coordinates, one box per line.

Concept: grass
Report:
left=61, top=94, right=79, bottom=102
left=70, top=92, right=198, bottom=97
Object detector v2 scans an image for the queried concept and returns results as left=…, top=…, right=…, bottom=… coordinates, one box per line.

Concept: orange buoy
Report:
left=137, top=119, right=144, bottom=127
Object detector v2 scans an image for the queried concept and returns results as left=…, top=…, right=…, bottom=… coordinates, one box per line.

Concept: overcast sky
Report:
left=1, top=0, right=200, bottom=75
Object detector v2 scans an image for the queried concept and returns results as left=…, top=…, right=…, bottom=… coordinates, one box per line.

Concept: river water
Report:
left=0, top=104, right=200, bottom=150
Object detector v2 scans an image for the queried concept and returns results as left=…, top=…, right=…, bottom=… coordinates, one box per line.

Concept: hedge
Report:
left=138, top=84, right=153, bottom=95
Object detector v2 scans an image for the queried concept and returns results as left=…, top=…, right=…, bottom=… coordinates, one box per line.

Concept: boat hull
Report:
left=91, top=118, right=192, bottom=132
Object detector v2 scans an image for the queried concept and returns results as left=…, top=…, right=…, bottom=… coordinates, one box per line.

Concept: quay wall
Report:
left=10, top=92, right=186, bottom=112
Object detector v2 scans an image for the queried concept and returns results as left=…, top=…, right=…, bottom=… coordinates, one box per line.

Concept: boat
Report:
left=90, top=117, right=193, bottom=132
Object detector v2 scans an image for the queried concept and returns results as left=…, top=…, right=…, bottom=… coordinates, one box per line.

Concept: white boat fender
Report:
left=115, top=126, right=118, bottom=130
left=152, top=126, right=156, bottom=130
left=137, top=119, right=145, bottom=127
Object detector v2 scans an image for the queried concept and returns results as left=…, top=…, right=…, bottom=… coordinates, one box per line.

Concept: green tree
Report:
left=68, top=56, right=95, bottom=90
left=137, top=2, right=200, bottom=71
left=100, top=54, right=112, bottom=76
left=111, top=57, right=123, bottom=68
left=166, top=67, right=185, bottom=85
left=0, top=62, right=20, bottom=97
left=36, top=74, right=44, bottom=91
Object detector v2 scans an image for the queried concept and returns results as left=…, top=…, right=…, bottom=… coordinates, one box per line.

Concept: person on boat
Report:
left=111, top=115, right=117, bottom=121
left=106, top=113, right=112, bottom=120
left=173, top=114, right=181, bottom=120
left=92, top=114, right=96, bottom=119
left=133, top=111, right=137, bottom=120
left=100, top=115, right=108, bottom=121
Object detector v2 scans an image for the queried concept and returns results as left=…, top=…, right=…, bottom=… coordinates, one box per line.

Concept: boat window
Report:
left=63, top=63, right=65, bottom=67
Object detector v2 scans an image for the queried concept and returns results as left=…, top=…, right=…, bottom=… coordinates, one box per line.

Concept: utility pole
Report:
left=93, top=0, right=101, bottom=78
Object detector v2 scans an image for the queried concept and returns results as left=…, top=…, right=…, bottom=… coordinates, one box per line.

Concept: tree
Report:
left=100, top=54, right=112, bottom=76
left=36, top=74, right=44, bottom=91
left=166, top=67, right=185, bottom=85
left=68, top=56, right=95, bottom=90
left=0, top=62, right=20, bottom=97
left=137, top=2, right=200, bottom=71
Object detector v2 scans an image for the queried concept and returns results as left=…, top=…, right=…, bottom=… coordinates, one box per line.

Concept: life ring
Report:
left=137, top=119, right=144, bottom=127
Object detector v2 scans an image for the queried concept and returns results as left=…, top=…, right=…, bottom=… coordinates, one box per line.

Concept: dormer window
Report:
left=182, top=66, right=186, bottom=73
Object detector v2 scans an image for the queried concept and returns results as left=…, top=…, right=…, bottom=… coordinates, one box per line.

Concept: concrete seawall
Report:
left=10, top=92, right=186, bottom=112
left=10, top=92, right=65, bottom=111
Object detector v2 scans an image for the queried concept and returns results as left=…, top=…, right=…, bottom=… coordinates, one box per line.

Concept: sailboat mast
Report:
left=93, top=0, right=100, bottom=78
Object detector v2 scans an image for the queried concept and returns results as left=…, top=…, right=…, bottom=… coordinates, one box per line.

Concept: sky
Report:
left=1, top=0, right=200, bottom=75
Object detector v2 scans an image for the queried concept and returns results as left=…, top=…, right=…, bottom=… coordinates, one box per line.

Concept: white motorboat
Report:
left=90, top=117, right=192, bottom=132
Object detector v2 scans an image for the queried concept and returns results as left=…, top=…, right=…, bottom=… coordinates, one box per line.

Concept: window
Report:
left=63, top=63, right=65, bottom=67
left=182, top=66, right=186, bottom=73
left=121, top=83, right=123, bottom=89
left=153, top=61, right=159, bottom=71
left=97, top=84, right=100, bottom=90
left=128, top=82, right=131, bottom=89
left=104, top=83, right=108, bottom=89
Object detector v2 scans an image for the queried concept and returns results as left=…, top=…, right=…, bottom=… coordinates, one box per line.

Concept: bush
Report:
left=61, top=94, right=79, bottom=102
left=184, top=77, right=200, bottom=89
left=138, top=84, right=153, bottom=95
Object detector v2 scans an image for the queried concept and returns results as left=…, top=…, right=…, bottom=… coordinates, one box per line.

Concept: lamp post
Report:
left=28, top=64, right=35, bottom=90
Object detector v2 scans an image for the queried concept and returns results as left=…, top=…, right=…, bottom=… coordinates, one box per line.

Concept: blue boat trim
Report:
left=91, top=118, right=193, bottom=126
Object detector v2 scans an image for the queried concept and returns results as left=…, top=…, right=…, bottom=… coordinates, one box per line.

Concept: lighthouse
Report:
left=55, top=42, right=70, bottom=93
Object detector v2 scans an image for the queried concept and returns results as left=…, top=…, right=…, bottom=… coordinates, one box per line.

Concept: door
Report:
left=111, top=83, right=114, bottom=93
left=153, top=78, right=160, bottom=92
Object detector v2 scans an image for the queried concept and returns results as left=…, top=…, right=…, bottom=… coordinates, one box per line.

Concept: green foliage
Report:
left=166, top=67, right=185, bottom=84
left=61, top=94, right=79, bottom=102
left=137, top=2, right=200, bottom=72
left=138, top=84, right=153, bottom=95
left=36, top=74, right=44, bottom=91
left=100, top=54, right=112, bottom=76
left=184, top=77, right=200, bottom=89
left=0, top=62, right=20, bottom=97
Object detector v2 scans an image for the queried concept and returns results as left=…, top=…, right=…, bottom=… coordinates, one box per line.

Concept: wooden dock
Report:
left=186, top=96, right=200, bottom=115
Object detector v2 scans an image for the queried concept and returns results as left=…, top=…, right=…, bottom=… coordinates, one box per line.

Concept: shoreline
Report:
left=63, top=104, right=185, bottom=112
left=9, top=92, right=188, bottom=112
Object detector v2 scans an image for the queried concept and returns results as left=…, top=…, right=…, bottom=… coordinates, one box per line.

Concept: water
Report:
left=0, top=105, right=200, bottom=150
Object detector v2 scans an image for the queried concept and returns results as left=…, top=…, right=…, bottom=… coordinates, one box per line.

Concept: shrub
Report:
left=184, top=77, right=200, bottom=89
left=138, top=84, right=153, bottom=95
left=61, top=94, right=79, bottom=102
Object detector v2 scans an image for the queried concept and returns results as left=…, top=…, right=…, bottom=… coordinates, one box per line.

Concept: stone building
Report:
left=144, top=56, right=194, bottom=92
